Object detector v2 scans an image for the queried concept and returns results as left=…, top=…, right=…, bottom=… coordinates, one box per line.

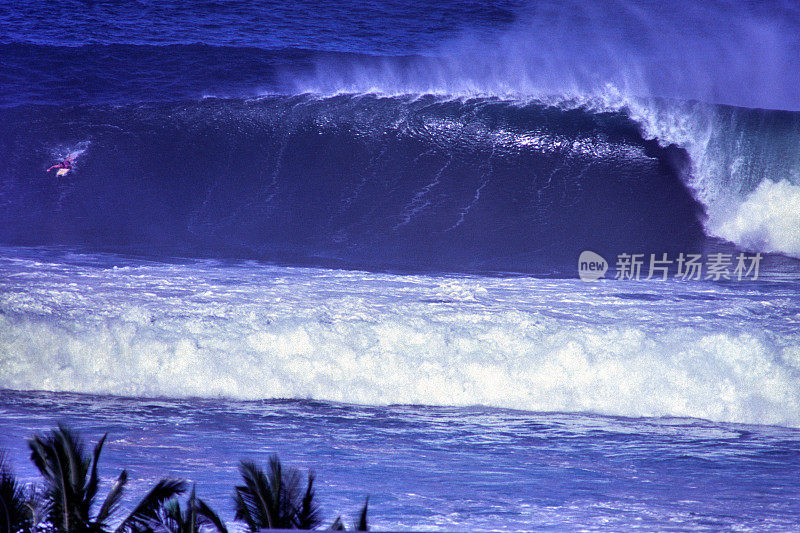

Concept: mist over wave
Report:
left=295, top=0, right=800, bottom=111
left=289, top=0, right=800, bottom=259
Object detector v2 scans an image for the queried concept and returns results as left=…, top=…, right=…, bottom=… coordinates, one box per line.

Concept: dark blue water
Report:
left=0, top=0, right=518, bottom=106
left=3, top=0, right=800, bottom=109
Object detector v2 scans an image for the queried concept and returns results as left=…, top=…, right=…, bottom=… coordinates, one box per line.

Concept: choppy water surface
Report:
left=1, top=390, right=799, bottom=531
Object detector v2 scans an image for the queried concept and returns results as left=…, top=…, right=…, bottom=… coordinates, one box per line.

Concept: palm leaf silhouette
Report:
left=117, top=478, right=188, bottom=533
left=131, top=485, right=227, bottom=533
left=354, top=497, right=368, bottom=531
left=0, top=451, right=34, bottom=533
left=233, top=456, right=318, bottom=530
left=28, top=424, right=185, bottom=533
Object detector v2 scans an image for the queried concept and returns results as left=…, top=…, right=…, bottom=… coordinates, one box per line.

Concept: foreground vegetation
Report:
left=0, top=424, right=369, bottom=533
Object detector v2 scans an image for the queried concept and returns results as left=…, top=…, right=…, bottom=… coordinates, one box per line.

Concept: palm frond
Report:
left=264, top=456, right=283, bottom=527
left=27, top=425, right=195, bottom=533
left=28, top=436, right=67, bottom=529
left=25, top=483, right=47, bottom=530
left=54, top=425, right=87, bottom=502
left=295, top=472, right=321, bottom=530
left=187, top=486, right=197, bottom=533
left=353, top=497, right=368, bottom=532
left=95, top=469, right=128, bottom=527
left=116, top=478, right=186, bottom=533
left=328, top=516, right=345, bottom=531
left=28, top=425, right=91, bottom=532
left=0, top=452, right=34, bottom=533
left=85, top=433, right=108, bottom=506
left=234, top=455, right=311, bottom=531
left=194, top=495, right=228, bottom=533
left=233, top=490, right=258, bottom=532
left=162, top=497, right=183, bottom=525
left=234, top=460, right=275, bottom=530
left=51, top=437, right=75, bottom=532
left=277, top=462, right=301, bottom=529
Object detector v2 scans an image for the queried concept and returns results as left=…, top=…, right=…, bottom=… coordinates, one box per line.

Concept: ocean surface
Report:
left=2, top=0, right=800, bottom=530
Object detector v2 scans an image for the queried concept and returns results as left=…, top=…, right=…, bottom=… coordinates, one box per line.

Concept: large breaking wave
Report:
left=0, top=95, right=706, bottom=272
left=2, top=91, right=799, bottom=269
left=2, top=0, right=800, bottom=429
left=3, top=0, right=800, bottom=267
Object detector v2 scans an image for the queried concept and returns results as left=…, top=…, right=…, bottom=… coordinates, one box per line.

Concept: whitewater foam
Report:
left=1, top=250, right=799, bottom=427
left=567, top=89, right=800, bottom=260
left=715, top=179, right=800, bottom=257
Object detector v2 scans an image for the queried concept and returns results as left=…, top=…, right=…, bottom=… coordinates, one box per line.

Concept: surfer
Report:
left=47, top=154, right=74, bottom=176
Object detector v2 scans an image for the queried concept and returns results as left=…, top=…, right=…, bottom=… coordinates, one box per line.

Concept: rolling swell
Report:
left=0, top=95, right=704, bottom=272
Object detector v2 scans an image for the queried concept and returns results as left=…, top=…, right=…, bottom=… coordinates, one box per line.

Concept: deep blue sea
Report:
left=1, top=0, right=800, bottom=530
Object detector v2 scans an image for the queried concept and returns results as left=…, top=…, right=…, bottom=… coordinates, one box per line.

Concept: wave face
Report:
left=0, top=96, right=704, bottom=272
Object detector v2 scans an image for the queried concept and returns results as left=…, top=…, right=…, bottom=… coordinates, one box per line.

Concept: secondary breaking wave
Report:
left=1, top=254, right=799, bottom=427
left=4, top=304, right=797, bottom=427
